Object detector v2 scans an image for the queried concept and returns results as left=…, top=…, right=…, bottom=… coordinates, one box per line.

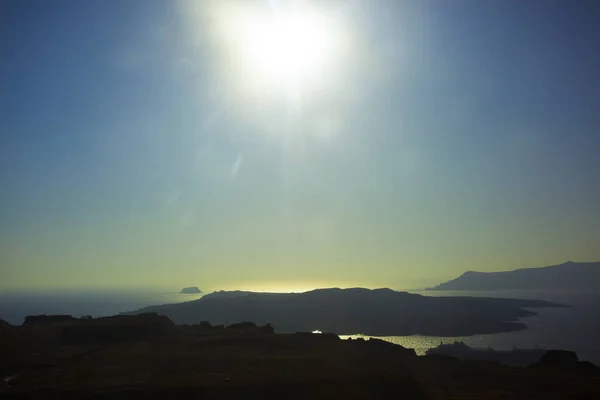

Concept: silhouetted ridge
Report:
left=3, top=314, right=598, bottom=398
left=121, top=287, right=563, bottom=336
left=426, top=341, right=546, bottom=366
left=429, top=261, right=600, bottom=290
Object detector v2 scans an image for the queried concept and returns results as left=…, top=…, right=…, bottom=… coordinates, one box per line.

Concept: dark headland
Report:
left=1, top=313, right=598, bottom=398
left=122, top=287, right=564, bottom=336
left=428, top=261, right=600, bottom=291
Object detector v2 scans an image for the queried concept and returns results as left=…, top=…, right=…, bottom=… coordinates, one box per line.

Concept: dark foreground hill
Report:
left=122, top=287, right=564, bottom=336
left=429, top=261, right=600, bottom=290
left=426, top=341, right=547, bottom=367
left=1, top=314, right=599, bottom=399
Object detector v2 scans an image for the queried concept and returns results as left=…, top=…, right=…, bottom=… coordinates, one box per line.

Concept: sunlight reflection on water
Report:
left=339, top=334, right=519, bottom=356
left=339, top=289, right=600, bottom=364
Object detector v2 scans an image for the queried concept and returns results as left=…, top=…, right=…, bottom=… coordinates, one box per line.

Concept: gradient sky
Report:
left=1, top=0, right=599, bottom=292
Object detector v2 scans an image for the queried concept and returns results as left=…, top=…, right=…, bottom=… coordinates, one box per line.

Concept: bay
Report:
left=342, top=289, right=600, bottom=364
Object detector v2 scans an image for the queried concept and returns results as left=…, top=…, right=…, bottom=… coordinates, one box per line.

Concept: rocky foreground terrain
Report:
left=1, top=313, right=599, bottom=399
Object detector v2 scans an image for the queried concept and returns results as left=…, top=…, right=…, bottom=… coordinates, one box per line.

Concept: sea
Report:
left=344, top=289, right=600, bottom=364
left=1, top=288, right=599, bottom=364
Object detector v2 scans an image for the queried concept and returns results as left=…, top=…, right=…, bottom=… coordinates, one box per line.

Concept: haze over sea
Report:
left=1, top=288, right=598, bottom=364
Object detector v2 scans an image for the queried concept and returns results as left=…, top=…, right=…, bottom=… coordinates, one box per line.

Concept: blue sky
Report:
left=1, top=0, right=599, bottom=291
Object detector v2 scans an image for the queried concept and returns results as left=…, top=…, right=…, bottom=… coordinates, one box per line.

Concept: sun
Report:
left=232, top=7, right=341, bottom=84
left=190, top=1, right=354, bottom=127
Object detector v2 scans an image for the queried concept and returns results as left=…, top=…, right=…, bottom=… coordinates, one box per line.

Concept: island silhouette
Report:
left=122, top=287, right=564, bottom=336
left=179, top=287, right=202, bottom=294
left=429, top=261, right=600, bottom=291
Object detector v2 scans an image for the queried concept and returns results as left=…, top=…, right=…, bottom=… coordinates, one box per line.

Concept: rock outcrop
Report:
left=179, top=287, right=202, bottom=294
left=59, top=313, right=176, bottom=344
left=530, top=350, right=597, bottom=371
left=23, top=315, right=78, bottom=325
left=425, top=341, right=546, bottom=366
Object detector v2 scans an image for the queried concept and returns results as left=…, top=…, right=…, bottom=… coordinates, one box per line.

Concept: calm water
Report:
left=1, top=289, right=598, bottom=364
left=0, top=290, right=204, bottom=325
left=342, top=289, right=600, bottom=364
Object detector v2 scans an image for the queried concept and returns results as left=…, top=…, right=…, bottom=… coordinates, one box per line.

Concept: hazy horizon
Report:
left=2, top=1, right=599, bottom=292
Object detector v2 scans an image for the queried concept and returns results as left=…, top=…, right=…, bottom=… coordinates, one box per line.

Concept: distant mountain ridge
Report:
left=121, top=287, right=563, bottom=336
left=202, top=290, right=257, bottom=300
left=429, top=261, right=600, bottom=291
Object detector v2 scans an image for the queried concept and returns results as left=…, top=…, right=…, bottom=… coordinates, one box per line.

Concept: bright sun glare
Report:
left=233, top=7, right=340, bottom=84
